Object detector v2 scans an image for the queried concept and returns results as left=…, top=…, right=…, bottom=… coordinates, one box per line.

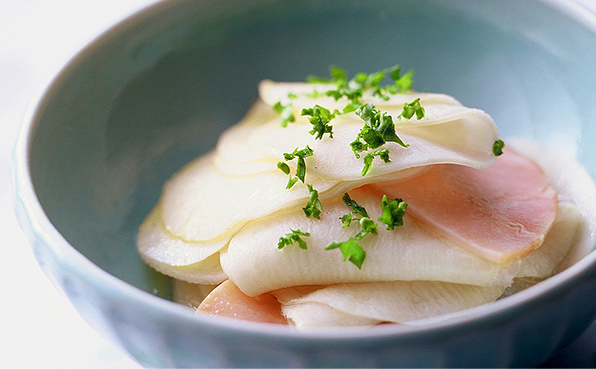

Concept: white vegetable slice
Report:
left=507, top=139, right=596, bottom=269
left=271, top=286, right=381, bottom=327
left=215, top=81, right=496, bottom=179
left=274, top=281, right=506, bottom=327
left=221, top=185, right=519, bottom=297
left=138, top=206, right=227, bottom=265
left=501, top=202, right=584, bottom=297
left=279, top=302, right=382, bottom=328
left=142, top=251, right=226, bottom=284
left=211, top=151, right=279, bottom=176
left=258, top=80, right=463, bottom=116
left=515, top=202, right=582, bottom=279
left=159, top=152, right=342, bottom=242
left=215, top=95, right=499, bottom=180
left=159, top=80, right=500, bottom=243
left=275, top=201, right=581, bottom=328
left=137, top=207, right=227, bottom=283
left=161, top=149, right=450, bottom=243
left=214, top=100, right=279, bottom=169
left=242, top=111, right=497, bottom=181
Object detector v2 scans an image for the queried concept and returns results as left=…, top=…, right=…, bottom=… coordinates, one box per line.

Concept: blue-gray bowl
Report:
left=13, top=0, right=596, bottom=367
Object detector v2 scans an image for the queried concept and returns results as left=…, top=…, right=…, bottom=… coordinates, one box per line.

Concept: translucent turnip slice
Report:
left=221, top=185, right=520, bottom=297
left=137, top=207, right=228, bottom=283
left=258, top=80, right=463, bottom=119
left=275, top=281, right=506, bottom=327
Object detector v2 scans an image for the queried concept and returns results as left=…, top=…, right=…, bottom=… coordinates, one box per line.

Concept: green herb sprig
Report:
left=341, top=192, right=369, bottom=224
left=273, top=65, right=502, bottom=270
left=277, top=146, right=314, bottom=189
left=361, top=149, right=391, bottom=176
left=351, top=103, right=410, bottom=157
left=325, top=192, right=408, bottom=269
left=274, top=66, right=423, bottom=177
left=272, top=101, right=296, bottom=128
left=301, top=105, right=336, bottom=140
left=278, top=229, right=310, bottom=250
left=309, top=65, right=414, bottom=103
left=493, top=139, right=505, bottom=156
left=378, top=195, right=408, bottom=230
left=325, top=233, right=368, bottom=269
left=398, top=97, right=425, bottom=120
left=303, top=184, right=322, bottom=219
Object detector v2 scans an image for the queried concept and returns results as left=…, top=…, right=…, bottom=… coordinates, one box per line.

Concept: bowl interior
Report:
left=27, top=0, right=596, bottom=296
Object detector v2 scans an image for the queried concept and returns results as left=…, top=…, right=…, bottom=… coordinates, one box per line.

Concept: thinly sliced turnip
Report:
left=221, top=185, right=520, bottom=297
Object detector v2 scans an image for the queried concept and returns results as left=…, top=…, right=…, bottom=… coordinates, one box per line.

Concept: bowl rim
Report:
left=12, top=0, right=596, bottom=342
left=542, top=0, right=596, bottom=32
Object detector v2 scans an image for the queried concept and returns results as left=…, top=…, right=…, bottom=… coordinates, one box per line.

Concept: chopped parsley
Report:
left=301, top=105, right=336, bottom=140
left=272, top=65, right=496, bottom=270
left=277, top=146, right=322, bottom=220
left=278, top=146, right=314, bottom=189
left=493, top=139, right=505, bottom=156
left=398, top=97, right=425, bottom=120
left=326, top=214, right=377, bottom=270
left=278, top=229, right=310, bottom=250
left=326, top=237, right=367, bottom=269
left=329, top=193, right=375, bottom=268
left=351, top=103, right=409, bottom=159
left=274, top=65, right=423, bottom=176
left=342, top=193, right=369, bottom=219
left=326, top=192, right=407, bottom=268
left=378, top=195, right=408, bottom=230
left=276, top=161, right=291, bottom=175
left=361, top=149, right=391, bottom=176
left=309, top=65, right=415, bottom=103
left=302, top=184, right=322, bottom=219
left=272, top=101, right=295, bottom=128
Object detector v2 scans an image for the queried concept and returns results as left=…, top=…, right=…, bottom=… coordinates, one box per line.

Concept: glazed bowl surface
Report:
left=13, top=0, right=596, bottom=367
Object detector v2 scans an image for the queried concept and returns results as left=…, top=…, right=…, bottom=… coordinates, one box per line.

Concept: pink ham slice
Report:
left=377, top=148, right=558, bottom=263
left=197, top=280, right=287, bottom=325
left=198, top=149, right=558, bottom=323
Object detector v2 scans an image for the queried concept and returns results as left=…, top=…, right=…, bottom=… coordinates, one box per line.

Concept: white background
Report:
left=1, top=1, right=595, bottom=368
left=0, top=1, right=156, bottom=367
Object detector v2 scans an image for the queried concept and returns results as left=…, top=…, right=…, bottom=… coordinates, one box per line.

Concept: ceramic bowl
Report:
left=13, top=0, right=596, bottom=367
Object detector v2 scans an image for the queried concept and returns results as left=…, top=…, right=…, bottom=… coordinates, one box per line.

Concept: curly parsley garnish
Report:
left=378, top=195, right=408, bottom=230
left=398, top=97, right=425, bottom=120
left=493, top=139, right=505, bottom=156
left=273, top=65, right=498, bottom=270
left=341, top=193, right=369, bottom=221
left=273, top=66, right=423, bottom=177
left=278, top=229, right=310, bottom=250
left=301, top=105, right=336, bottom=140
left=277, top=146, right=314, bottom=189
left=326, top=215, right=377, bottom=270
left=325, top=192, right=408, bottom=269
left=310, top=65, right=414, bottom=103
left=303, top=184, right=322, bottom=219
left=361, top=149, right=391, bottom=176
left=325, top=235, right=367, bottom=269
left=272, top=101, right=296, bottom=128
left=351, top=103, right=410, bottom=157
